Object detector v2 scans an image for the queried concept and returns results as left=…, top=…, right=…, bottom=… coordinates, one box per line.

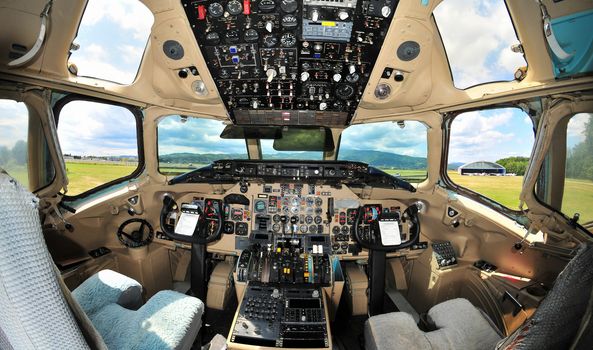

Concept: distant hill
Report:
left=448, top=162, right=464, bottom=170
left=159, top=149, right=430, bottom=169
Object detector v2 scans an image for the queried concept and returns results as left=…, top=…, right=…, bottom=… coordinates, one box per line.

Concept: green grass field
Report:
left=57, top=161, right=593, bottom=224
left=65, top=162, right=137, bottom=195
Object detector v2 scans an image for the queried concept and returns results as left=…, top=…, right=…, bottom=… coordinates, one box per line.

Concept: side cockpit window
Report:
left=0, top=99, right=55, bottom=191
left=55, top=98, right=143, bottom=197
left=447, top=107, right=535, bottom=210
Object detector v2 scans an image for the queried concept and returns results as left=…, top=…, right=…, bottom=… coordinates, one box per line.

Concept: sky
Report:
left=58, top=0, right=538, bottom=164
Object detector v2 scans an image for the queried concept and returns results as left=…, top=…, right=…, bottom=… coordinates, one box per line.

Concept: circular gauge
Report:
left=223, top=221, right=235, bottom=234
left=263, top=34, right=278, bottom=48
left=281, top=14, right=298, bottom=28
left=226, top=0, right=243, bottom=15
left=290, top=197, right=300, bottom=207
left=341, top=225, right=350, bottom=234
left=315, top=197, right=323, bottom=207
left=336, top=83, right=355, bottom=100
left=244, top=28, right=259, bottom=42
left=290, top=215, right=299, bottom=224
left=272, top=223, right=281, bottom=232
left=273, top=214, right=281, bottom=222
left=290, top=206, right=299, bottom=215
left=299, top=224, right=308, bottom=233
left=280, top=0, right=298, bottom=13
left=283, top=206, right=289, bottom=213
left=208, top=2, right=224, bottom=17
left=205, top=32, right=220, bottom=45
left=280, top=32, right=297, bottom=47
left=259, top=0, right=276, bottom=12
left=255, top=200, right=266, bottom=213
left=346, top=73, right=360, bottom=83
left=341, top=242, right=349, bottom=250
left=305, top=215, right=313, bottom=224
left=305, top=197, right=315, bottom=207
left=315, top=207, right=323, bottom=215
left=314, top=215, right=322, bottom=224
left=309, top=225, right=318, bottom=234
left=225, top=30, right=240, bottom=43
left=332, top=226, right=340, bottom=234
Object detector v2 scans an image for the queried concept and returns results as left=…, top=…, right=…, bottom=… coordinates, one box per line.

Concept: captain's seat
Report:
left=365, top=243, right=593, bottom=350
left=0, top=171, right=204, bottom=350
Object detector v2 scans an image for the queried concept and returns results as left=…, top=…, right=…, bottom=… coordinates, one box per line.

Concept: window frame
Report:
left=534, top=112, right=593, bottom=230
left=53, top=94, right=145, bottom=199
left=440, top=105, right=536, bottom=217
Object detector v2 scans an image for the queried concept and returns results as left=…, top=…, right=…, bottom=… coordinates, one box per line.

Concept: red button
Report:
left=243, top=0, right=251, bottom=15
left=197, top=5, right=206, bottom=20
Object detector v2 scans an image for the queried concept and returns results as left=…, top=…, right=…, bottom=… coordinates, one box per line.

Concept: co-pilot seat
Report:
left=0, top=171, right=204, bottom=350
left=365, top=243, right=593, bottom=350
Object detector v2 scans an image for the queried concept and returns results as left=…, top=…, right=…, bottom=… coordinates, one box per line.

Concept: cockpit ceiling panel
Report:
left=181, top=0, right=398, bottom=125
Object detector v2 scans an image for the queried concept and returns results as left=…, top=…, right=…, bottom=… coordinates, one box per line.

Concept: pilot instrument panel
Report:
left=181, top=0, right=398, bottom=125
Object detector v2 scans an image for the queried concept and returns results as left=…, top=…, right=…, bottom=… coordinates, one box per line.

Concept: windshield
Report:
left=157, top=116, right=247, bottom=175
left=338, top=121, right=428, bottom=183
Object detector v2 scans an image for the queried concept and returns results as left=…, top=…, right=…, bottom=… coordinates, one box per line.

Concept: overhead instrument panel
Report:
left=181, top=0, right=398, bottom=126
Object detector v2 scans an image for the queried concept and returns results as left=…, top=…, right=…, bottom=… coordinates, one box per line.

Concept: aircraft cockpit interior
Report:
left=1, top=0, right=593, bottom=349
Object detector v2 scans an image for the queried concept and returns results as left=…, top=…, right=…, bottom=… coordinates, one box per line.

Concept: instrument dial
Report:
left=309, top=225, right=318, bottom=234
left=281, top=14, right=298, bottom=28
left=205, top=32, right=220, bottom=45
left=273, top=214, right=281, bottom=222
left=226, top=0, right=243, bottom=15
left=315, top=197, right=323, bottom=207
left=336, top=83, right=355, bottom=100
left=280, top=0, right=298, bottom=13
left=280, top=32, right=297, bottom=48
left=208, top=2, right=224, bottom=17
left=314, top=215, right=322, bottom=224
left=244, top=28, right=259, bottom=42
left=305, top=215, right=313, bottom=224
left=272, top=224, right=281, bottom=232
left=299, top=224, right=308, bottom=233
left=254, top=200, right=266, bottom=213
left=258, top=0, right=276, bottom=12
left=225, top=30, right=240, bottom=43
left=263, top=34, right=278, bottom=48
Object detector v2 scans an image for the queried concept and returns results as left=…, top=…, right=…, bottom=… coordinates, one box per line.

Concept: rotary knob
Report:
left=338, top=10, right=349, bottom=20
left=266, top=68, right=277, bottom=82
left=311, top=9, right=320, bottom=22
left=272, top=288, right=280, bottom=298
left=300, top=71, right=310, bottom=82
left=332, top=73, right=342, bottom=82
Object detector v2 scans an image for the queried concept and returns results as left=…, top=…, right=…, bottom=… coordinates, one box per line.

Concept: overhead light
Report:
left=191, top=80, right=208, bottom=96
left=374, top=83, right=391, bottom=100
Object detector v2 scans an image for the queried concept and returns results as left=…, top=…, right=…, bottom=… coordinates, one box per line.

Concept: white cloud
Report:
left=567, top=113, right=592, bottom=143
left=82, top=0, right=153, bottom=40
left=434, top=0, right=525, bottom=88
left=0, top=100, right=29, bottom=148
left=57, top=100, right=138, bottom=156
left=449, top=109, right=523, bottom=162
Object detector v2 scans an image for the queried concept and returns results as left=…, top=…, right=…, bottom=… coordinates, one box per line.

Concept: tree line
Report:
left=0, top=140, right=27, bottom=166
left=566, top=116, right=593, bottom=181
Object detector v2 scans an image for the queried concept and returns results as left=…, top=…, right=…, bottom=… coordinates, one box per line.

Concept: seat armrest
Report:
left=72, top=269, right=143, bottom=316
